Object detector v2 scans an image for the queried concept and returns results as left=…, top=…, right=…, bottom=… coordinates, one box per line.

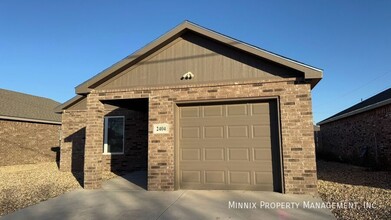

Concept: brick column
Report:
left=84, top=93, right=104, bottom=189
left=280, top=84, right=318, bottom=195
left=147, top=95, right=175, bottom=191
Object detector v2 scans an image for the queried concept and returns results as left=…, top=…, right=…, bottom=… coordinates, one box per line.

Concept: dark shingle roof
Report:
left=0, top=88, right=61, bottom=123
left=318, top=88, right=391, bottom=125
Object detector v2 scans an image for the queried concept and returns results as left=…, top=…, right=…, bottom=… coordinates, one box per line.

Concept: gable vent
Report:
left=181, top=72, right=194, bottom=80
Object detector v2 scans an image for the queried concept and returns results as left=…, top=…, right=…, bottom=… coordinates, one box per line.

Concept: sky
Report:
left=1, top=0, right=390, bottom=123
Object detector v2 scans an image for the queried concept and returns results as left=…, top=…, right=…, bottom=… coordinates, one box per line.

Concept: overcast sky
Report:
left=1, top=0, right=390, bottom=123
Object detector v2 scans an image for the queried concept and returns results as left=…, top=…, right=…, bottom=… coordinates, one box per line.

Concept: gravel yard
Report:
left=317, top=160, right=391, bottom=220
left=0, top=162, right=117, bottom=216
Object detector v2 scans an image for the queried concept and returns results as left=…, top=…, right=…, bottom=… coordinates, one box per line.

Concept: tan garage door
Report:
left=178, top=100, right=280, bottom=191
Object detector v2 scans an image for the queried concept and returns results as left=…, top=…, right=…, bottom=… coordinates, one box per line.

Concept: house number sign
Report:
left=153, top=123, right=170, bottom=134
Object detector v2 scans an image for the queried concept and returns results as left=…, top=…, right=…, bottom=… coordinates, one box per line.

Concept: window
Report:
left=103, top=116, right=125, bottom=154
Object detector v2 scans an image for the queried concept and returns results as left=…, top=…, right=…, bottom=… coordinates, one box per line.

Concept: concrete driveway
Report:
left=2, top=171, right=335, bottom=220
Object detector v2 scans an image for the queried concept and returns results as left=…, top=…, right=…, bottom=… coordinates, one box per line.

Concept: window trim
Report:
left=103, top=116, right=125, bottom=155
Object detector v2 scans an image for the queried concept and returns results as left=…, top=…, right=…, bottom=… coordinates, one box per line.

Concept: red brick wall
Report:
left=60, top=111, right=86, bottom=172
left=0, top=119, right=60, bottom=166
left=320, top=104, right=391, bottom=169
left=60, top=108, right=148, bottom=173
left=73, top=78, right=317, bottom=194
left=102, top=108, right=148, bottom=173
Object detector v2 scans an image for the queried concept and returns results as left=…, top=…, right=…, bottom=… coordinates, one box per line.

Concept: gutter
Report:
left=0, top=115, right=61, bottom=125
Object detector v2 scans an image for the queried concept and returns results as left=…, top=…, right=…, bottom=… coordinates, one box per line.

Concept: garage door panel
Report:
left=227, top=125, right=249, bottom=138
left=251, top=103, right=270, bottom=115
left=224, top=162, right=273, bottom=172
left=226, top=104, right=248, bottom=116
left=253, top=148, right=272, bottom=160
left=181, top=127, right=200, bottom=139
left=180, top=162, right=272, bottom=172
left=180, top=141, right=224, bottom=147
left=181, top=171, right=201, bottom=183
left=255, top=172, right=273, bottom=184
left=181, top=148, right=201, bottom=161
left=181, top=118, right=263, bottom=126
left=253, top=125, right=271, bottom=137
left=181, top=184, right=273, bottom=190
left=229, top=171, right=251, bottom=184
left=251, top=117, right=271, bottom=125
left=204, top=148, right=225, bottom=161
left=180, top=140, right=271, bottom=150
left=211, top=139, right=270, bottom=146
left=178, top=101, right=278, bottom=191
left=204, top=126, right=224, bottom=138
left=180, top=106, right=200, bottom=118
left=205, top=171, right=225, bottom=184
left=181, top=146, right=270, bottom=159
left=228, top=148, right=250, bottom=161
left=223, top=117, right=259, bottom=125
left=203, top=105, right=224, bottom=117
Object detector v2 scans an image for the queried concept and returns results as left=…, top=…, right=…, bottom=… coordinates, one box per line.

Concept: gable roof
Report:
left=318, top=88, right=391, bottom=125
left=75, top=20, right=322, bottom=94
left=0, top=88, right=61, bottom=124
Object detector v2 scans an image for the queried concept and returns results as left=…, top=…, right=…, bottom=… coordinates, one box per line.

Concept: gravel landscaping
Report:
left=0, top=162, right=117, bottom=216
left=317, top=160, right=391, bottom=220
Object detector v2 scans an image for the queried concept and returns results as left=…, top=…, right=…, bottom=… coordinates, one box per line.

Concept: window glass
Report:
left=104, top=117, right=124, bottom=153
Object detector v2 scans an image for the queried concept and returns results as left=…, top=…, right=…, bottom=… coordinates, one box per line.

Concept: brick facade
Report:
left=60, top=110, right=86, bottom=172
left=320, top=104, right=391, bottom=169
left=102, top=107, right=148, bottom=172
left=0, top=119, right=60, bottom=166
left=60, top=108, right=148, bottom=174
left=61, top=78, right=318, bottom=194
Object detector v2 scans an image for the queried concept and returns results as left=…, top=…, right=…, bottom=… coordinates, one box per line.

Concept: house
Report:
left=0, top=88, right=61, bottom=166
left=318, top=88, right=391, bottom=169
left=55, top=21, right=323, bottom=194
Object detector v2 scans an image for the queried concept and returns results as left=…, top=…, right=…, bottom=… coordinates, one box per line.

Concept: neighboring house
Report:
left=0, top=88, right=61, bottom=166
left=318, top=88, right=391, bottom=169
left=55, top=21, right=323, bottom=194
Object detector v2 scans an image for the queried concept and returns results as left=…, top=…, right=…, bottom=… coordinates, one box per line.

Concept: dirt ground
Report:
left=317, top=160, right=391, bottom=220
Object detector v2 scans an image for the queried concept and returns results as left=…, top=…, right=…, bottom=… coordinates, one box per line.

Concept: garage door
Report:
left=178, top=100, right=280, bottom=191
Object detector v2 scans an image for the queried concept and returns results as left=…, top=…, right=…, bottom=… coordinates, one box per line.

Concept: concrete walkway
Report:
left=2, top=172, right=335, bottom=220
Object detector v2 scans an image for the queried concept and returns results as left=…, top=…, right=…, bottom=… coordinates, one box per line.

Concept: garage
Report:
left=58, top=21, right=321, bottom=193
left=177, top=99, right=282, bottom=191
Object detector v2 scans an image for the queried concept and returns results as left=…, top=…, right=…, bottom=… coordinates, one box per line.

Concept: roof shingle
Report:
left=0, top=89, right=61, bottom=123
